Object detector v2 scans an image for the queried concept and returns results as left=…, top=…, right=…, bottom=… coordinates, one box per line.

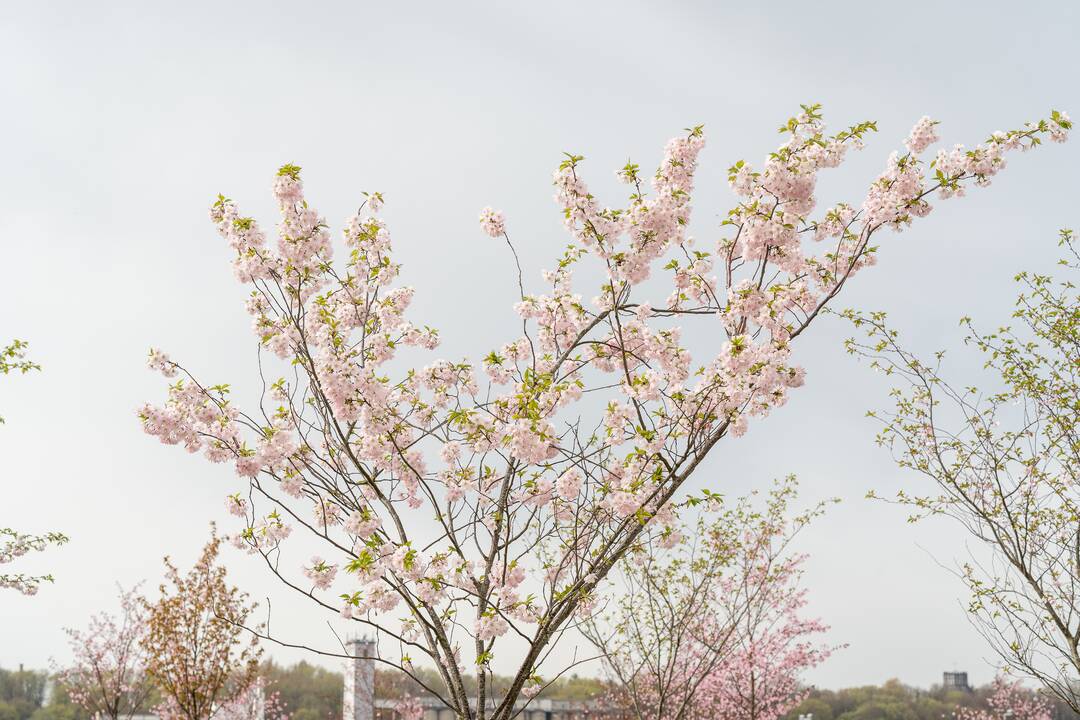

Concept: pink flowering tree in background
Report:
left=209, top=678, right=289, bottom=720
left=154, top=678, right=289, bottom=720
left=693, top=551, right=832, bottom=720
left=1, top=339, right=68, bottom=595
left=57, top=586, right=156, bottom=720
left=393, top=695, right=423, bottom=720
left=845, top=230, right=1080, bottom=711
left=139, top=103, right=1069, bottom=720
left=581, top=476, right=832, bottom=720
left=957, top=676, right=1053, bottom=720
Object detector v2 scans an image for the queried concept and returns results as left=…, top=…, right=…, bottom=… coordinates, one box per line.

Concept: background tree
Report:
left=214, top=679, right=288, bottom=720
left=260, top=658, right=609, bottom=720
left=957, top=677, right=1052, bottom=720
left=260, top=662, right=338, bottom=720
left=57, top=586, right=155, bottom=720
left=0, top=668, right=48, bottom=720
left=142, top=531, right=262, bottom=720
left=845, top=230, right=1080, bottom=711
left=783, top=677, right=1070, bottom=720
left=694, top=549, right=832, bottom=720
left=28, top=682, right=83, bottom=720
left=786, top=679, right=975, bottom=720
left=139, top=105, right=1070, bottom=720
left=583, top=477, right=832, bottom=720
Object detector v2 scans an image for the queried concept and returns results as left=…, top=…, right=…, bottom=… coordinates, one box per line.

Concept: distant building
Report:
left=943, top=672, right=971, bottom=692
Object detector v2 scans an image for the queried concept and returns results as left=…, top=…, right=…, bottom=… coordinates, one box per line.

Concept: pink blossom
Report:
left=302, top=556, right=338, bottom=590
left=147, top=348, right=178, bottom=378
left=904, top=115, right=940, bottom=154
left=478, top=207, right=506, bottom=237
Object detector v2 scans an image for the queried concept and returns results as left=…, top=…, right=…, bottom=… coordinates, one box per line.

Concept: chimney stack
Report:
left=343, top=637, right=375, bottom=720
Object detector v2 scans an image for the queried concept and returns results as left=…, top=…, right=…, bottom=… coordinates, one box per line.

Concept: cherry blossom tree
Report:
left=139, top=104, right=1070, bottom=720
left=206, top=678, right=289, bottom=720
left=1, top=339, right=68, bottom=595
left=582, top=477, right=832, bottom=720
left=142, top=531, right=262, bottom=720
left=57, top=586, right=155, bottom=720
left=393, top=695, right=423, bottom=720
left=957, top=676, right=1052, bottom=720
left=692, top=551, right=832, bottom=720
left=845, top=230, right=1080, bottom=710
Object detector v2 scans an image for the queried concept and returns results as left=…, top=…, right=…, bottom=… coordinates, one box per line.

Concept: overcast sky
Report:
left=2, top=0, right=1079, bottom=692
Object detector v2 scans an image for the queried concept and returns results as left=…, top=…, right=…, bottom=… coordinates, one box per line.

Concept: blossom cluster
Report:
left=478, top=207, right=506, bottom=238
left=0, top=527, right=68, bottom=595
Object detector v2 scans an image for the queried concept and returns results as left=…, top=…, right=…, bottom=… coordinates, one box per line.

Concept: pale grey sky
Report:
left=1, top=0, right=1078, bottom=691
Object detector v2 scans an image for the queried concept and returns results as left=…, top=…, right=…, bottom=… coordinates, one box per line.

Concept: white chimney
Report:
left=343, top=637, right=375, bottom=720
